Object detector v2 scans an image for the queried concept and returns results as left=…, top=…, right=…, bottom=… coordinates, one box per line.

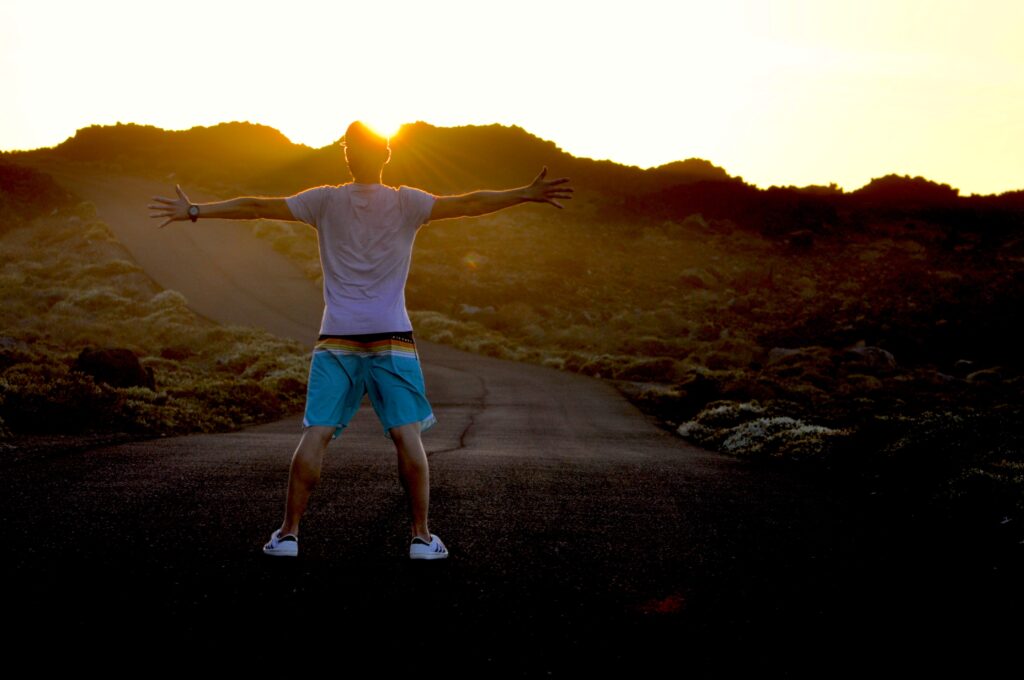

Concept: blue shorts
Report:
left=302, top=331, right=437, bottom=440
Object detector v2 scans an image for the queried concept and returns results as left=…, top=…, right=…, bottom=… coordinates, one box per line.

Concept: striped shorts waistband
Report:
left=314, top=331, right=417, bottom=357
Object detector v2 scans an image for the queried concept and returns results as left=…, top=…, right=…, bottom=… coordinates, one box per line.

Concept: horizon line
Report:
left=1, top=118, right=1018, bottom=198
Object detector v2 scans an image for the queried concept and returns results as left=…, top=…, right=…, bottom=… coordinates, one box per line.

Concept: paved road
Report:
left=2, top=160, right=1014, bottom=675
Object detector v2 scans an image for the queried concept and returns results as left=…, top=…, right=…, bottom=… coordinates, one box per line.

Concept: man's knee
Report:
left=302, top=425, right=336, bottom=449
left=389, top=422, right=422, bottom=448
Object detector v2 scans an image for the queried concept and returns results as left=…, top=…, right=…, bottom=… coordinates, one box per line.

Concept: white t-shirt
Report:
left=285, top=182, right=436, bottom=335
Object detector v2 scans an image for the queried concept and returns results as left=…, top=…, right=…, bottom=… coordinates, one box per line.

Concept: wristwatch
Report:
left=188, top=204, right=200, bottom=222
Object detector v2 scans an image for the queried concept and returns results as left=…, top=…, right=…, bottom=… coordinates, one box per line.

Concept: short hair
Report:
left=344, top=121, right=389, bottom=151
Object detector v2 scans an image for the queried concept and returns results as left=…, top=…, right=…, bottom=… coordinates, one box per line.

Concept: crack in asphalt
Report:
left=426, top=367, right=489, bottom=458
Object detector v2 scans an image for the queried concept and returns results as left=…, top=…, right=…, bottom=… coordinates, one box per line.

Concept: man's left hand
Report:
left=524, top=167, right=573, bottom=209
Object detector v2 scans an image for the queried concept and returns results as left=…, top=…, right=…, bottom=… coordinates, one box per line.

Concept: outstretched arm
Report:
left=148, top=184, right=295, bottom=228
left=429, top=167, right=573, bottom=222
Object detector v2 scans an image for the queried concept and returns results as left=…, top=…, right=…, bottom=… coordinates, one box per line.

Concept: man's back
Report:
left=149, top=119, right=570, bottom=562
left=285, top=182, right=436, bottom=335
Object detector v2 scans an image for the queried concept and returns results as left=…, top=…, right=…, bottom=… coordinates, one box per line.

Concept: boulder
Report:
left=719, top=377, right=777, bottom=402
left=0, top=336, right=29, bottom=352
left=0, top=336, right=32, bottom=371
left=458, top=303, right=494, bottom=316
left=966, top=367, right=1004, bottom=385
left=678, top=268, right=714, bottom=289
left=922, top=370, right=959, bottom=387
left=842, top=343, right=897, bottom=372
left=72, top=347, right=155, bottom=390
left=785, top=230, right=814, bottom=250
left=839, top=373, right=884, bottom=393
left=675, top=371, right=720, bottom=413
left=765, top=348, right=835, bottom=374
left=952, top=359, right=975, bottom=378
left=160, top=345, right=193, bottom=361
left=767, top=347, right=804, bottom=363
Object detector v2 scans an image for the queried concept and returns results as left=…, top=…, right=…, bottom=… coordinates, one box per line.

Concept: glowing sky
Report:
left=2, top=0, right=1021, bottom=195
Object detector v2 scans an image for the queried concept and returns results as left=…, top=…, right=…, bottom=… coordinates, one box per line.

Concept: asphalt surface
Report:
left=2, top=160, right=1017, bottom=675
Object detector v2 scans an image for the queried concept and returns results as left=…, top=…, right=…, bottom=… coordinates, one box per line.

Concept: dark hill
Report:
left=12, top=121, right=309, bottom=191
left=5, top=120, right=1023, bottom=237
left=55, top=120, right=304, bottom=162
left=852, top=174, right=960, bottom=209
left=652, top=158, right=734, bottom=183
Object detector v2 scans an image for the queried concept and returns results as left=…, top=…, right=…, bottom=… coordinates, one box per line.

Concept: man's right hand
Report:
left=149, top=188, right=299, bottom=224
left=148, top=184, right=193, bottom=229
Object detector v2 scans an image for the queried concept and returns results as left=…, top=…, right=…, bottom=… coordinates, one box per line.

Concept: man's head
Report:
left=343, top=121, right=391, bottom=179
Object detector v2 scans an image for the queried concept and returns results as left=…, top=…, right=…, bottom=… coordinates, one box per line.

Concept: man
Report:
left=149, top=120, right=572, bottom=560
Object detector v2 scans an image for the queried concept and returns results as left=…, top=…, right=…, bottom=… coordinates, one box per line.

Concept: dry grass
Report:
left=0, top=202, right=309, bottom=439
left=246, top=206, right=1024, bottom=533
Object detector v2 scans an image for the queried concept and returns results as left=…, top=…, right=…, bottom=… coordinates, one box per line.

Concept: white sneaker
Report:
left=409, top=533, right=448, bottom=560
left=263, top=529, right=298, bottom=557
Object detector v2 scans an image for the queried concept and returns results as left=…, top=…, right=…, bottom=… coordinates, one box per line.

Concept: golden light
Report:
left=363, top=118, right=404, bottom=141
left=1, top=2, right=1022, bottom=195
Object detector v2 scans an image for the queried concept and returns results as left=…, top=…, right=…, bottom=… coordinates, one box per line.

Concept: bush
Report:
left=0, top=208, right=310, bottom=438
left=677, top=401, right=853, bottom=462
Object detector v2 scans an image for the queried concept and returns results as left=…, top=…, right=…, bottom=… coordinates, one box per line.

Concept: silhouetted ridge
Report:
left=54, top=121, right=301, bottom=159
left=852, top=174, right=960, bottom=209
left=651, top=158, right=733, bottom=183
left=26, top=121, right=310, bottom=190
left=386, top=122, right=574, bottom=194
left=991, top=189, right=1024, bottom=210
left=6, top=120, right=1023, bottom=234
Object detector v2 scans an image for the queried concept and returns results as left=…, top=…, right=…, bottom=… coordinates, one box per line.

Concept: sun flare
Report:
left=1, top=2, right=1022, bottom=194
left=363, top=118, right=404, bottom=141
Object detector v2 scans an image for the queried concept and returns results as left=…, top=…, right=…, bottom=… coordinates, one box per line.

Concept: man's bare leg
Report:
left=390, top=422, right=432, bottom=542
left=277, top=425, right=335, bottom=537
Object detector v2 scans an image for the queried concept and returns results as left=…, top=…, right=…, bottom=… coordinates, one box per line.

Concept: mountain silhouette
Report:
left=5, top=120, right=1023, bottom=236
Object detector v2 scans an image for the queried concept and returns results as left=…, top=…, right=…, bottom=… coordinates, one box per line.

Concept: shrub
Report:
left=0, top=208, right=309, bottom=438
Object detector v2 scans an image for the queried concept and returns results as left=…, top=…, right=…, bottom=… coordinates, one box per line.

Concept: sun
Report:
left=364, top=117, right=404, bottom=140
